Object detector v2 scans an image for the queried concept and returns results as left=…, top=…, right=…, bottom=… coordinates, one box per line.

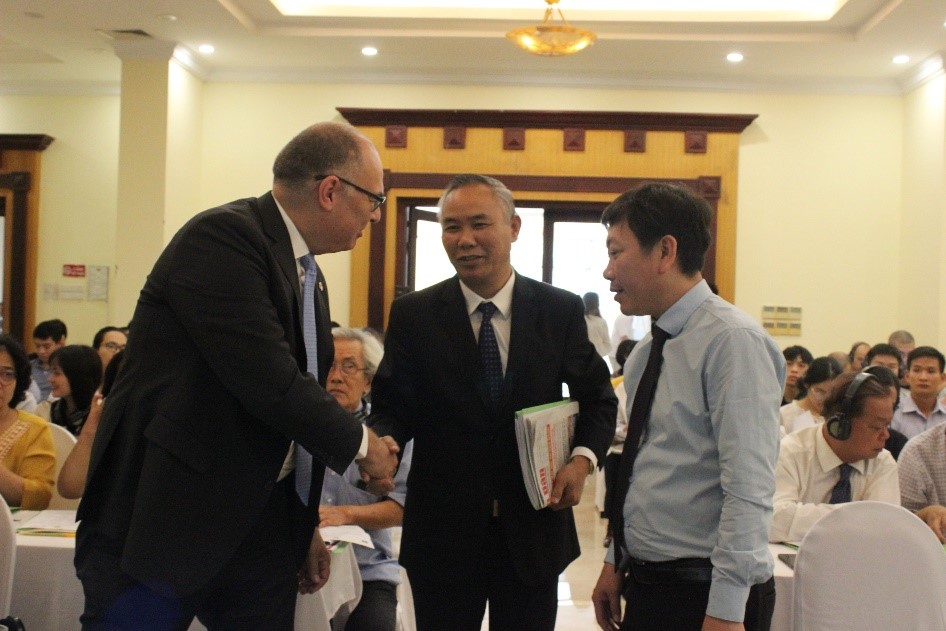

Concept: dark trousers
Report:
left=408, top=520, right=558, bottom=631
left=621, top=573, right=775, bottom=631
left=77, top=477, right=305, bottom=631
left=342, top=580, right=398, bottom=631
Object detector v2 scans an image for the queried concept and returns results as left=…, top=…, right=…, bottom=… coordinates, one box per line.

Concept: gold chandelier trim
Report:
left=506, top=0, right=597, bottom=57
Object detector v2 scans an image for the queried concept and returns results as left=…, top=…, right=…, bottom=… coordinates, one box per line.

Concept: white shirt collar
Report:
left=273, top=194, right=310, bottom=262
left=459, top=271, right=516, bottom=319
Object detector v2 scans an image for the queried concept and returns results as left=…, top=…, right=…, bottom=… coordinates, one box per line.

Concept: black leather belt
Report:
left=627, top=556, right=713, bottom=585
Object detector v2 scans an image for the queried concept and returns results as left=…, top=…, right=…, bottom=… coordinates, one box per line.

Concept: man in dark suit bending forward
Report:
left=76, top=122, right=398, bottom=630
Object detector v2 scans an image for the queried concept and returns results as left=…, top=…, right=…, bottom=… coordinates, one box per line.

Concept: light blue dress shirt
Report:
left=609, top=280, right=785, bottom=622
left=320, top=404, right=414, bottom=584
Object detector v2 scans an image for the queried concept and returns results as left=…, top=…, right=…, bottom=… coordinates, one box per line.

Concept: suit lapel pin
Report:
left=318, top=281, right=324, bottom=292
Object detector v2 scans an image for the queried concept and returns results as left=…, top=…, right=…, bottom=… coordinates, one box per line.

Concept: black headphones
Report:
left=826, top=371, right=877, bottom=441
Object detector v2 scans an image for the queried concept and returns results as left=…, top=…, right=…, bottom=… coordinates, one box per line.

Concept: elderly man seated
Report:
left=319, top=327, right=413, bottom=631
left=770, top=370, right=900, bottom=543
left=898, top=422, right=946, bottom=542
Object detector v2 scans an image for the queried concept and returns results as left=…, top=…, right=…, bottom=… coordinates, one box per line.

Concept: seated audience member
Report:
left=829, top=351, right=850, bottom=373
left=770, top=371, right=899, bottom=543
left=38, top=345, right=102, bottom=435
left=0, top=334, right=55, bottom=510
left=30, top=318, right=67, bottom=401
left=583, top=292, right=611, bottom=360
left=888, top=329, right=916, bottom=364
left=319, top=328, right=412, bottom=631
left=58, top=351, right=124, bottom=499
left=891, top=346, right=946, bottom=439
left=782, top=345, right=813, bottom=405
left=91, top=325, right=127, bottom=371
left=847, top=341, right=870, bottom=373
left=861, top=365, right=909, bottom=460
left=898, top=422, right=946, bottom=542
left=865, top=343, right=903, bottom=379
left=779, top=356, right=843, bottom=435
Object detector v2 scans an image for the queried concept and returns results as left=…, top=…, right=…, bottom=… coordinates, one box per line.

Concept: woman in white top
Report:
left=582, top=291, right=610, bottom=359
left=780, top=356, right=844, bottom=435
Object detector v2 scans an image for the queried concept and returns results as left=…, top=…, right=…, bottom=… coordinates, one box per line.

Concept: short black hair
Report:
left=600, top=183, right=712, bottom=276
left=866, top=343, right=901, bottom=366
left=862, top=365, right=901, bottom=410
left=615, top=339, right=637, bottom=374
left=32, top=319, right=67, bottom=342
left=783, top=345, right=813, bottom=365
left=92, top=326, right=125, bottom=350
left=0, top=334, right=33, bottom=408
left=907, top=346, right=945, bottom=373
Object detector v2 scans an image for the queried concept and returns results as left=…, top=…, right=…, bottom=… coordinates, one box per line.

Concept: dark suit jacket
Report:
left=76, top=192, right=364, bottom=596
left=369, top=274, right=616, bottom=587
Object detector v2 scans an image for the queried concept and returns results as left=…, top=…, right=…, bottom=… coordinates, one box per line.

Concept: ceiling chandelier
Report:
left=506, top=0, right=597, bottom=57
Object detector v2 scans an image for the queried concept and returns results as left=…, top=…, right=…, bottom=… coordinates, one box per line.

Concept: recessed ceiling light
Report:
left=361, top=46, right=378, bottom=56
left=727, top=52, right=744, bottom=63
left=24, top=11, right=43, bottom=19
left=892, top=54, right=910, bottom=65
left=198, top=44, right=215, bottom=55
left=158, top=14, right=178, bottom=22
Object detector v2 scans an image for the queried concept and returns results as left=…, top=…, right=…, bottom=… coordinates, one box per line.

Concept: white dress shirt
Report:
left=770, top=424, right=900, bottom=543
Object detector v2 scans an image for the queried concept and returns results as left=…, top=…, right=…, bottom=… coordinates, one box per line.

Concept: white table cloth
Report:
left=10, top=510, right=361, bottom=631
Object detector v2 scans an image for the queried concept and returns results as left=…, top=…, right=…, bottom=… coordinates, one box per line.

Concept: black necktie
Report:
left=609, top=324, right=670, bottom=568
left=477, top=302, right=503, bottom=401
left=829, top=463, right=853, bottom=504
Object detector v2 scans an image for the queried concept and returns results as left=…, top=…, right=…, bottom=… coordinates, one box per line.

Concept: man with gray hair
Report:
left=370, top=174, right=617, bottom=629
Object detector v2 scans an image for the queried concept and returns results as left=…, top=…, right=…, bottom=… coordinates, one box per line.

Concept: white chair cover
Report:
left=0, top=496, right=16, bottom=616
left=47, top=423, right=80, bottom=510
left=792, top=500, right=946, bottom=630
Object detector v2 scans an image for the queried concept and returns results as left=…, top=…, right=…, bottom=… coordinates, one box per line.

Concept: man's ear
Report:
left=316, top=176, right=340, bottom=211
left=655, top=235, right=679, bottom=273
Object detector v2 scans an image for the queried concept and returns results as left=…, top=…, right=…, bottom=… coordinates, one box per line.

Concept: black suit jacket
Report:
left=369, top=274, right=616, bottom=587
left=76, top=192, right=364, bottom=596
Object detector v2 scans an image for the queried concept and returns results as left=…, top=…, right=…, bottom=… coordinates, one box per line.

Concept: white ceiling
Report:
left=0, top=0, right=944, bottom=95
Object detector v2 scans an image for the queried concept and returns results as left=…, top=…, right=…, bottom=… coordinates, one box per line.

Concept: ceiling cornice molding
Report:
left=899, top=52, right=946, bottom=93
left=337, top=108, right=758, bottom=133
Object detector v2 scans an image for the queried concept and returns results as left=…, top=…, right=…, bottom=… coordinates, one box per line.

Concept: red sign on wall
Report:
left=62, top=264, right=86, bottom=278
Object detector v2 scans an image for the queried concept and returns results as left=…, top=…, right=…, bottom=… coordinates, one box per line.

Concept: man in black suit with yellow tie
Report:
left=369, top=174, right=617, bottom=630
left=76, top=122, right=399, bottom=630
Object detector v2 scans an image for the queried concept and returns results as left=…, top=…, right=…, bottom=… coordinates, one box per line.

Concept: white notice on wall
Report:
left=87, top=265, right=109, bottom=301
left=58, top=285, right=85, bottom=301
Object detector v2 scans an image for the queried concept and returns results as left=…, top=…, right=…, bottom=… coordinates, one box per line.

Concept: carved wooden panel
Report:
left=503, top=128, right=526, bottom=151
left=385, top=125, right=407, bottom=148
left=685, top=131, right=708, bottom=154
left=563, top=128, right=585, bottom=152
left=443, top=126, right=466, bottom=149
left=624, top=130, right=646, bottom=153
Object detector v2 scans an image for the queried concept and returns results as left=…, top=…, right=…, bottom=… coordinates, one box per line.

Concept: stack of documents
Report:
left=515, top=399, right=579, bottom=510
left=16, top=509, right=78, bottom=537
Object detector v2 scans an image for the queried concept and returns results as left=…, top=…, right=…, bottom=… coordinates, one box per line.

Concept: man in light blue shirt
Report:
left=592, top=183, right=784, bottom=631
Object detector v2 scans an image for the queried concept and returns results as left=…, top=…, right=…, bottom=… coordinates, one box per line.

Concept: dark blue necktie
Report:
left=295, top=254, right=318, bottom=504
left=477, top=302, right=503, bottom=401
left=829, top=463, right=853, bottom=504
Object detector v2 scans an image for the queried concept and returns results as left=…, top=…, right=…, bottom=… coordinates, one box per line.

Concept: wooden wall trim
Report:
left=387, top=172, right=721, bottom=200
left=0, top=135, right=54, bottom=152
left=0, top=172, right=32, bottom=340
left=339, top=108, right=757, bottom=133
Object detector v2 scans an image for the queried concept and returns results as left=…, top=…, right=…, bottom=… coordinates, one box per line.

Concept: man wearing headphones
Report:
left=770, top=370, right=900, bottom=543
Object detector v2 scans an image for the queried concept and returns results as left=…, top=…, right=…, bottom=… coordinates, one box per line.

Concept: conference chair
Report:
left=0, top=496, right=15, bottom=617
left=46, top=424, right=79, bottom=510
left=792, top=501, right=946, bottom=630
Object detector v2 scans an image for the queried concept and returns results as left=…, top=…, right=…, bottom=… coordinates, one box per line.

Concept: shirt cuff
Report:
left=706, top=578, right=750, bottom=623
left=570, top=446, right=598, bottom=470
left=356, top=426, right=369, bottom=460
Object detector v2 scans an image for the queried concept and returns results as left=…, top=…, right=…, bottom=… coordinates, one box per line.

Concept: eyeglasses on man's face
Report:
left=0, top=369, right=16, bottom=385
left=103, top=342, right=125, bottom=352
left=329, top=359, right=367, bottom=377
left=315, top=174, right=385, bottom=212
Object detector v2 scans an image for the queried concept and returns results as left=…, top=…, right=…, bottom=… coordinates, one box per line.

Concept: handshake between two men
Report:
left=356, top=430, right=401, bottom=495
